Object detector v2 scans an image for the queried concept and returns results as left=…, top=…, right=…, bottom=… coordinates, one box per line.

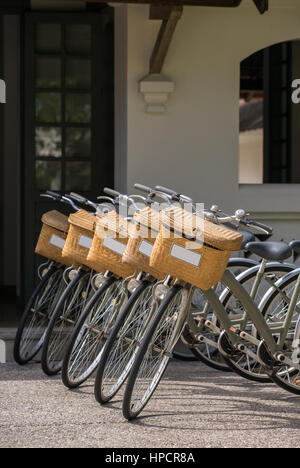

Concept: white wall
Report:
left=114, top=0, right=300, bottom=242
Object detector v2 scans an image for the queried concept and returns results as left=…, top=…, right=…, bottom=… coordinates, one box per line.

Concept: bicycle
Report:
left=93, top=186, right=278, bottom=405
left=41, top=191, right=115, bottom=376
left=122, top=201, right=297, bottom=419
left=14, top=193, right=82, bottom=365
left=61, top=189, right=148, bottom=388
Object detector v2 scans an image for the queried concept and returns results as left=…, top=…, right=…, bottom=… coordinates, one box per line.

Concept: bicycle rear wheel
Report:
left=182, top=258, right=258, bottom=369
left=123, top=284, right=189, bottom=420
left=95, top=280, right=156, bottom=404
left=259, top=270, right=300, bottom=394
left=41, top=269, right=94, bottom=376
left=61, top=276, right=125, bottom=388
left=14, top=265, right=65, bottom=365
left=219, top=263, right=295, bottom=383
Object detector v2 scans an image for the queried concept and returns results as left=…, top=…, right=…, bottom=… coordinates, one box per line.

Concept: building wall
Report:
left=115, top=0, right=300, bottom=242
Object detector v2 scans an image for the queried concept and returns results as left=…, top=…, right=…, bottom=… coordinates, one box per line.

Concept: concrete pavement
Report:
left=0, top=361, right=300, bottom=448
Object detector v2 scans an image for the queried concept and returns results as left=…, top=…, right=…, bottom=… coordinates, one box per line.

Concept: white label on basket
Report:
left=138, top=240, right=153, bottom=258
left=170, top=243, right=202, bottom=267
left=102, top=237, right=126, bottom=256
left=50, top=234, right=65, bottom=250
left=78, top=234, right=93, bottom=249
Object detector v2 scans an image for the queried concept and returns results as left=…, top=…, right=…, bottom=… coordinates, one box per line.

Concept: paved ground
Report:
left=0, top=361, right=300, bottom=448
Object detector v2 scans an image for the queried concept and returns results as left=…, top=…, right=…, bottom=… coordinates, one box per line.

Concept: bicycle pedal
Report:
left=205, top=320, right=221, bottom=334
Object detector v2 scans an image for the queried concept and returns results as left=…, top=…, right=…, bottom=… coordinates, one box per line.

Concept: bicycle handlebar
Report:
left=134, top=183, right=153, bottom=194
left=69, top=192, right=88, bottom=204
left=45, top=190, right=62, bottom=201
left=155, top=185, right=177, bottom=196
left=103, top=187, right=121, bottom=198
left=241, top=218, right=273, bottom=235
left=155, top=185, right=194, bottom=204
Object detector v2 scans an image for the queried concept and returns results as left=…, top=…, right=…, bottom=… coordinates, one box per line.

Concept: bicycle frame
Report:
left=178, top=267, right=300, bottom=366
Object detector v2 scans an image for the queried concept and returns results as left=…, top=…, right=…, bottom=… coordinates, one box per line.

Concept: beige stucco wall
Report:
left=114, top=0, right=300, bottom=242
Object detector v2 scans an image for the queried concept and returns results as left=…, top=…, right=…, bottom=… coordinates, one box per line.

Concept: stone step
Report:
left=0, top=328, right=43, bottom=363
left=0, top=328, right=17, bottom=363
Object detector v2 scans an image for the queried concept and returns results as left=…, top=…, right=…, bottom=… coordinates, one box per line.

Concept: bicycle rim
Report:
left=221, top=264, right=294, bottom=382
left=42, top=270, right=94, bottom=375
left=14, top=267, right=65, bottom=364
left=95, top=282, right=156, bottom=403
left=123, top=285, right=188, bottom=420
left=62, top=278, right=124, bottom=387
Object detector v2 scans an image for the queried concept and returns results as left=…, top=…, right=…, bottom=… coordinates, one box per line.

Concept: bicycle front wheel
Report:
left=95, top=280, right=156, bottom=404
left=14, top=265, right=65, bottom=365
left=61, top=276, right=125, bottom=388
left=41, top=269, right=95, bottom=376
left=123, top=284, right=189, bottom=420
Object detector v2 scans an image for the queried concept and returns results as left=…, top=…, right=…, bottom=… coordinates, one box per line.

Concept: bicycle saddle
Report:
left=289, top=240, right=300, bottom=255
left=240, top=231, right=256, bottom=250
left=244, top=241, right=292, bottom=261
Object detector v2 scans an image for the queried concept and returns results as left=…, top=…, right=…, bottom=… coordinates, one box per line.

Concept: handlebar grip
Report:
left=46, top=190, right=62, bottom=200
left=243, top=219, right=273, bottom=235
left=103, top=187, right=121, bottom=198
left=134, top=183, right=153, bottom=194
left=69, top=192, right=87, bottom=203
left=155, top=185, right=178, bottom=196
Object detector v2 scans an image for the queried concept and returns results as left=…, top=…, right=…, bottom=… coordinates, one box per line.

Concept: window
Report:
left=239, top=40, right=300, bottom=184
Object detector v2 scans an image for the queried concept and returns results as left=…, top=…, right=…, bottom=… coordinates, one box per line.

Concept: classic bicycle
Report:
left=14, top=192, right=83, bottom=365
left=94, top=185, right=289, bottom=405
left=121, top=199, right=298, bottom=419
left=41, top=192, right=115, bottom=376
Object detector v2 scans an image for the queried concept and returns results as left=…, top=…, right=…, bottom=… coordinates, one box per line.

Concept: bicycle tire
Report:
left=183, top=258, right=259, bottom=369
left=94, top=280, right=154, bottom=404
left=123, top=284, right=188, bottom=420
left=61, top=276, right=124, bottom=389
left=14, top=265, right=64, bottom=365
left=41, top=269, right=93, bottom=376
left=220, top=263, right=294, bottom=383
left=259, top=269, right=300, bottom=394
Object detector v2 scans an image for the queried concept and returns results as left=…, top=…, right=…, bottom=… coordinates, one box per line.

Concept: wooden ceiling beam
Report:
left=253, top=0, right=268, bottom=14
left=82, top=0, right=243, bottom=7
left=149, top=5, right=183, bottom=74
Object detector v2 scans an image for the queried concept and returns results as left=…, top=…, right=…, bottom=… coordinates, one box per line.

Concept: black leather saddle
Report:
left=244, top=241, right=292, bottom=262
left=289, top=240, right=300, bottom=255
left=240, top=231, right=256, bottom=250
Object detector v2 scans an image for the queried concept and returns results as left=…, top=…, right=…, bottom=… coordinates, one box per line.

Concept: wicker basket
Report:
left=62, top=209, right=103, bottom=272
left=35, top=210, right=74, bottom=267
left=150, top=206, right=243, bottom=290
left=87, top=211, right=136, bottom=278
left=122, top=207, right=165, bottom=280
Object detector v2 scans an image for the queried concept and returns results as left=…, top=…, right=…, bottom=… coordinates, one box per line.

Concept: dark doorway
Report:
left=0, top=5, right=114, bottom=317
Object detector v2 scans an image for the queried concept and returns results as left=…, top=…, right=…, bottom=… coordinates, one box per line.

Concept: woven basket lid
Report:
left=161, top=206, right=242, bottom=252
left=41, top=210, right=69, bottom=233
left=96, top=211, right=131, bottom=239
left=133, top=207, right=161, bottom=233
left=68, top=209, right=97, bottom=232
